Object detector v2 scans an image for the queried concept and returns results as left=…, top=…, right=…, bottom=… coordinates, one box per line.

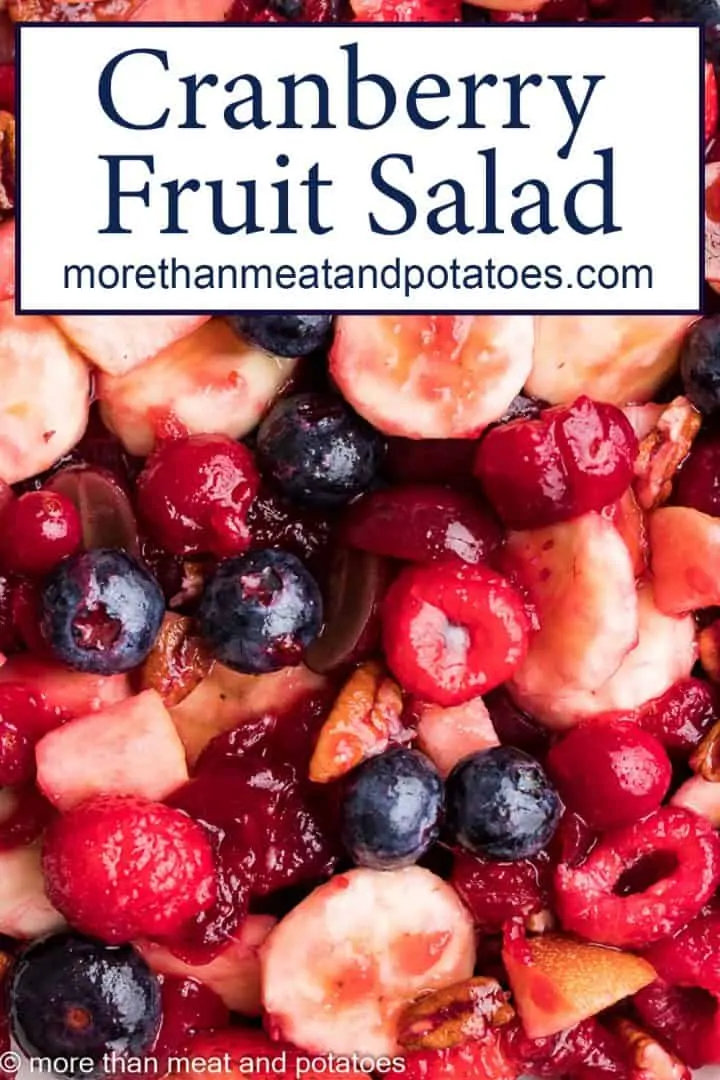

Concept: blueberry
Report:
left=40, top=549, right=165, bottom=675
left=341, top=748, right=444, bottom=870
left=680, top=317, right=720, bottom=415
left=257, top=393, right=384, bottom=507
left=11, top=933, right=161, bottom=1077
left=228, top=315, right=333, bottom=358
left=198, top=548, right=323, bottom=673
left=446, top=746, right=562, bottom=861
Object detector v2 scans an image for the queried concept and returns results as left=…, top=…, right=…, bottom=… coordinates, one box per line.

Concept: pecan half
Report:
left=397, top=977, right=514, bottom=1051
left=169, top=559, right=212, bottom=610
left=699, top=619, right=720, bottom=684
left=308, top=661, right=404, bottom=783
left=138, top=612, right=213, bottom=707
left=633, top=396, right=701, bottom=511
left=690, top=716, right=720, bottom=781
left=0, top=110, right=13, bottom=217
left=610, top=1020, right=690, bottom=1080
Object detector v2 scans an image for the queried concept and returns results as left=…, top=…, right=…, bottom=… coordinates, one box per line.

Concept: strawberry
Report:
left=329, top=316, right=533, bottom=439
left=649, top=505, right=720, bottom=614
left=503, top=932, right=656, bottom=1039
left=350, top=0, right=459, bottom=19
left=35, top=689, right=189, bottom=811
left=381, top=562, right=530, bottom=706
left=708, top=62, right=718, bottom=146
left=42, top=794, right=216, bottom=943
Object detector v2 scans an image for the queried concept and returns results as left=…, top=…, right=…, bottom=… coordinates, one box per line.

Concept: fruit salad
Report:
left=0, top=0, right=718, bottom=1078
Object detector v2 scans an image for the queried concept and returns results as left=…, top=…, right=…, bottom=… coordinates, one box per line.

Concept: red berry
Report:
left=342, top=484, right=502, bottom=566
left=502, top=1017, right=627, bottom=1080
left=0, top=65, right=14, bottom=114
left=474, top=396, right=638, bottom=530
left=636, top=678, right=718, bottom=755
left=546, top=719, right=672, bottom=830
left=381, top=562, right=530, bottom=706
left=674, top=432, right=720, bottom=517
left=385, top=438, right=477, bottom=487
left=0, top=783, right=55, bottom=850
left=484, top=688, right=551, bottom=760
left=137, top=435, right=259, bottom=558
left=403, top=1032, right=515, bottom=1080
left=0, top=492, right=81, bottom=576
left=635, top=912, right=720, bottom=1068
left=0, top=682, right=62, bottom=785
left=555, top=807, right=720, bottom=949
left=350, top=0, right=460, bottom=19
left=41, top=794, right=216, bottom=943
left=246, top=483, right=335, bottom=578
left=708, top=62, right=718, bottom=145
left=152, top=977, right=229, bottom=1075
left=451, top=849, right=551, bottom=933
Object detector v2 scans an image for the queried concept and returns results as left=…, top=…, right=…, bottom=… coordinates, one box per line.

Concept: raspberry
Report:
left=137, top=435, right=259, bottom=558
left=381, top=562, right=530, bottom=706
left=450, top=849, right=551, bottom=932
left=636, top=678, right=718, bottom=755
left=634, top=912, right=720, bottom=1068
left=555, top=807, right=720, bottom=948
left=546, top=719, right=672, bottom=830
left=41, top=795, right=216, bottom=943
left=474, top=396, right=638, bottom=530
left=0, top=492, right=81, bottom=577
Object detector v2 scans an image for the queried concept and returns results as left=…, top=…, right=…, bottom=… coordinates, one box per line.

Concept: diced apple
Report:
left=0, top=655, right=131, bottom=718
left=98, top=319, right=296, bottom=456
left=171, top=663, right=328, bottom=764
left=650, top=506, right=720, bottom=615
left=503, top=932, right=656, bottom=1039
left=622, top=403, right=664, bottom=441
left=671, top=774, right=720, bottom=826
left=136, top=914, right=276, bottom=1015
left=52, top=315, right=210, bottom=377
left=528, top=316, right=697, bottom=406
left=415, top=696, right=498, bottom=777
left=36, top=690, right=188, bottom=811
left=0, top=844, right=65, bottom=939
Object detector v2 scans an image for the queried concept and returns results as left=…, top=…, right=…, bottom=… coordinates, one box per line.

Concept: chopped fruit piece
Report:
left=501, top=1016, right=630, bottom=1080
left=342, top=484, right=502, bottom=565
left=137, top=435, right=259, bottom=557
left=638, top=678, right=718, bottom=754
left=40, top=549, right=165, bottom=676
left=0, top=785, right=55, bottom=850
left=45, top=465, right=140, bottom=555
left=304, top=548, right=389, bottom=674
left=451, top=850, right=551, bottom=933
left=650, top=505, right=720, bottom=614
left=546, top=719, right=672, bottom=829
left=98, top=319, right=296, bottom=456
left=257, top=393, right=383, bottom=508
left=0, top=491, right=81, bottom=576
left=402, top=1031, right=516, bottom=1080
left=350, top=0, right=460, bottom=18
left=674, top=430, right=720, bottom=516
left=52, top=315, right=209, bottom=376
left=169, top=663, right=328, bottom=764
left=474, top=397, right=638, bottom=529
left=446, top=747, right=561, bottom=860
left=136, top=914, right=276, bottom=1015
left=555, top=807, right=720, bottom=948
left=0, top=655, right=130, bottom=720
left=509, top=582, right=696, bottom=729
left=635, top=912, right=720, bottom=1068
left=35, top=689, right=189, bottom=811
left=340, top=748, right=444, bottom=869
left=0, top=843, right=64, bottom=939
left=397, top=976, right=514, bottom=1051
left=382, top=562, right=529, bottom=706
left=633, top=396, right=701, bottom=511
left=0, top=682, right=62, bottom=786
left=197, top=550, right=323, bottom=674
left=504, top=513, right=638, bottom=714
left=708, top=61, right=718, bottom=143
left=41, top=794, right=216, bottom=944
left=601, top=490, right=648, bottom=576
left=527, top=316, right=696, bottom=405
left=700, top=618, right=720, bottom=682
left=0, top=304, right=90, bottom=484
left=228, top=314, right=333, bottom=358
left=415, top=695, right=499, bottom=778
left=503, top=932, right=656, bottom=1039
left=623, top=402, right=665, bottom=440
left=330, top=316, right=533, bottom=438
left=10, top=933, right=161, bottom=1071
left=261, top=867, right=475, bottom=1056
left=309, top=662, right=404, bottom=783
left=138, top=613, right=213, bottom=708
left=671, top=773, right=720, bottom=826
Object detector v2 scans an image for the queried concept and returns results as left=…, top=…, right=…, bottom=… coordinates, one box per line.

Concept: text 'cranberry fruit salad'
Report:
left=0, top=0, right=719, bottom=1075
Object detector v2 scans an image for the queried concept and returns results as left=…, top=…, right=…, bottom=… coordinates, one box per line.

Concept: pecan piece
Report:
left=397, top=977, right=514, bottom=1051
left=138, top=612, right=213, bottom=707
left=634, top=396, right=701, bottom=511
left=699, top=619, right=720, bottom=684
left=610, top=1020, right=690, bottom=1080
left=690, top=716, right=720, bottom=781
left=0, top=110, right=13, bottom=217
left=308, top=661, right=405, bottom=783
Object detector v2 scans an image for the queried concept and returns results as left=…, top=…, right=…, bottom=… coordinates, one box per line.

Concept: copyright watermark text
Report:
left=0, top=1052, right=407, bottom=1076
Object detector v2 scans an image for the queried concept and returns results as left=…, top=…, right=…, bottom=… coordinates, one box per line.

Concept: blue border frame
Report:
left=14, top=20, right=705, bottom=317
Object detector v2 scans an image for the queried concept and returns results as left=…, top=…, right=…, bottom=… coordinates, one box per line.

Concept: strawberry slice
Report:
left=649, top=505, right=720, bottom=615
left=53, top=315, right=209, bottom=377
left=504, top=513, right=638, bottom=706
left=329, top=316, right=533, bottom=439
left=527, top=316, right=696, bottom=405
left=503, top=932, right=656, bottom=1039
